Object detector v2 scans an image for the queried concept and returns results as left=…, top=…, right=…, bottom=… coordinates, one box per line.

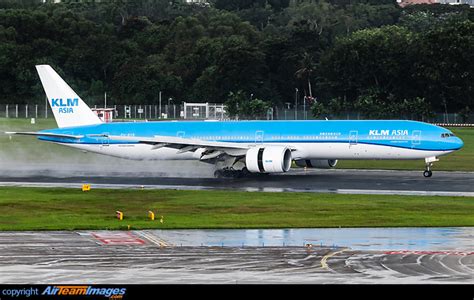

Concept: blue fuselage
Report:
left=39, top=120, right=463, bottom=153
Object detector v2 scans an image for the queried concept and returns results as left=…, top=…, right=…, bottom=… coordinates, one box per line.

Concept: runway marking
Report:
left=416, top=254, right=425, bottom=265
left=137, top=231, right=171, bottom=247
left=1, top=181, right=473, bottom=197
left=384, top=251, right=474, bottom=256
left=321, top=248, right=349, bottom=270
left=437, top=255, right=468, bottom=275
left=459, top=256, right=474, bottom=273
left=91, top=232, right=146, bottom=246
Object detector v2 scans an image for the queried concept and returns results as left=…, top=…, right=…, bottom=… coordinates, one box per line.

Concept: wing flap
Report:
left=107, top=135, right=249, bottom=150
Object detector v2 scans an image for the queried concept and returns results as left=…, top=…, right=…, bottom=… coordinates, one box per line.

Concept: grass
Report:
left=0, top=118, right=69, bottom=161
left=0, top=117, right=57, bottom=130
left=0, top=187, right=473, bottom=230
left=0, top=118, right=473, bottom=171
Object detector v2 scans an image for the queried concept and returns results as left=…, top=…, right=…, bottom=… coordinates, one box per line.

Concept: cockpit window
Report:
left=441, top=133, right=456, bottom=138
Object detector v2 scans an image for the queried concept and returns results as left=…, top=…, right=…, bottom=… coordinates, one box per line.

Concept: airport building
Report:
left=92, top=108, right=115, bottom=123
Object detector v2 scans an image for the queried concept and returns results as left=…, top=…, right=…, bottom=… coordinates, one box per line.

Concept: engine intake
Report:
left=295, top=159, right=338, bottom=169
left=245, top=146, right=292, bottom=173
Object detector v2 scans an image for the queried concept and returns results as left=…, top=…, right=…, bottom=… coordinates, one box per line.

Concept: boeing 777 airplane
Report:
left=6, top=65, right=464, bottom=178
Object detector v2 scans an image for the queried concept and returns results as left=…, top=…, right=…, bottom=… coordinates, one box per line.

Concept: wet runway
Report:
left=0, top=228, right=472, bottom=284
left=1, top=169, right=473, bottom=196
left=1, top=163, right=472, bottom=283
left=140, top=227, right=474, bottom=251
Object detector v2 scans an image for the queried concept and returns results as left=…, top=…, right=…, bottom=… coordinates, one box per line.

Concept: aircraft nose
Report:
left=454, top=137, right=464, bottom=150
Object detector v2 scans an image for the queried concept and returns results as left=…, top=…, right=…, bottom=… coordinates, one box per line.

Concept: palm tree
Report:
left=295, top=51, right=315, bottom=99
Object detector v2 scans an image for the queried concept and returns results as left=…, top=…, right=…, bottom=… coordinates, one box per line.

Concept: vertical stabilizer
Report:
left=36, top=65, right=102, bottom=128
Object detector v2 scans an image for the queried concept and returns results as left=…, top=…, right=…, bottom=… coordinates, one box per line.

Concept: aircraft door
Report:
left=349, top=130, right=358, bottom=146
left=412, top=130, right=421, bottom=147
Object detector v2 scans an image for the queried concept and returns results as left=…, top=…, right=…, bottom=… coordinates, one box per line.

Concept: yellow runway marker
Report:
left=148, top=211, right=155, bottom=221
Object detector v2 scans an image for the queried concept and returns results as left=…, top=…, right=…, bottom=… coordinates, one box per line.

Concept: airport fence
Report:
left=1, top=103, right=473, bottom=125
left=0, top=104, right=181, bottom=120
left=0, top=103, right=225, bottom=121
left=273, top=108, right=474, bottom=125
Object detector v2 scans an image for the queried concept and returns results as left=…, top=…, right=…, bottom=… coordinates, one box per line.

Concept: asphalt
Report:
left=1, top=164, right=473, bottom=283
left=0, top=230, right=472, bottom=284
left=1, top=169, right=473, bottom=196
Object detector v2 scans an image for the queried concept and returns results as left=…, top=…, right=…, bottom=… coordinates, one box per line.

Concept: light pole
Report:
left=285, top=102, right=291, bottom=120
left=295, top=88, right=298, bottom=120
left=168, top=97, right=172, bottom=118
left=159, top=91, right=162, bottom=119
left=250, top=93, right=254, bottom=100
left=267, top=107, right=273, bottom=120
left=303, top=95, right=306, bottom=120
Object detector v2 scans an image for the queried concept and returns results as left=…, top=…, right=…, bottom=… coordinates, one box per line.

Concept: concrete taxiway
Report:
left=1, top=169, right=473, bottom=196
left=0, top=228, right=472, bottom=284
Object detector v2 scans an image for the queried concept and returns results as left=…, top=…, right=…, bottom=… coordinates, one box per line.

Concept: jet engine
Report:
left=295, top=159, right=338, bottom=169
left=245, top=146, right=292, bottom=173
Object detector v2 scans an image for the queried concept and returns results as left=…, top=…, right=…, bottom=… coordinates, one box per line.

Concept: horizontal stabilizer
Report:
left=5, top=131, right=84, bottom=139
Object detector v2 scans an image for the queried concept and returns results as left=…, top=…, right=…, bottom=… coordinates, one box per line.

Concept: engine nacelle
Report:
left=295, top=159, right=338, bottom=169
left=245, top=146, right=292, bottom=173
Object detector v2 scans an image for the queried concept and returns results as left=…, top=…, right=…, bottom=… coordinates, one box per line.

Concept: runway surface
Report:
left=1, top=169, right=473, bottom=196
left=1, top=164, right=473, bottom=283
left=0, top=228, right=472, bottom=284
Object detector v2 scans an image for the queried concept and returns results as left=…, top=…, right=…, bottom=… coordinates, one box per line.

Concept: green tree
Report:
left=224, top=90, right=246, bottom=118
left=318, top=25, right=417, bottom=108
left=415, top=19, right=474, bottom=112
left=295, top=51, right=316, bottom=98
left=225, top=90, right=271, bottom=119
left=241, top=98, right=272, bottom=119
left=458, top=106, right=471, bottom=123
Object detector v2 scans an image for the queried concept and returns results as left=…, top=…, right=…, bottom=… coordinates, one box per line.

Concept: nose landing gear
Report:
left=423, top=170, right=432, bottom=178
left=423, top=156, right=438, bottom=178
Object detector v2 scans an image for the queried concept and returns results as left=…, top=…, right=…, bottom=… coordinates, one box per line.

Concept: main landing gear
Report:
left=423, top=157, right=439, bottom=178
left=214, top=168, right=251, bottom=178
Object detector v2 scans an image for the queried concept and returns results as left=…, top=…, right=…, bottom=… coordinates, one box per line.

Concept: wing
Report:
left=5, top=131, right=84, bottom=139
left=106, top=134, right=249, bottom=160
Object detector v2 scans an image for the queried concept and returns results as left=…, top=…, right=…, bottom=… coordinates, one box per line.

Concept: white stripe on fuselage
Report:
left=58, top=142, right=452, bottom=161
left=288, top=142, right=452, bottom=160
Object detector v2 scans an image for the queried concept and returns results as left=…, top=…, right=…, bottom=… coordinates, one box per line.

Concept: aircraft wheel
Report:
left=241, top=167, right=251, bottom=176
left=423, top=170, right=432, bottom=178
